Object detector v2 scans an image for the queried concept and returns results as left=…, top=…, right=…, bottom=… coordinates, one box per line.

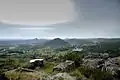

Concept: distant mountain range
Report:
left=1, top=38, right=120, bottom=49
left=0, top=39, right=49, bottom=45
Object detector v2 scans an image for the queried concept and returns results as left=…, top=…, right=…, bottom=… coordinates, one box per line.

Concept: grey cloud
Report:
left=0, top=0, right=120, bottom=39
left=0, top=0, right=74, bottom=25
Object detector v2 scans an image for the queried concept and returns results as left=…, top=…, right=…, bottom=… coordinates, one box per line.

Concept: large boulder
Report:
left=29, top=59, right=44, bottom=69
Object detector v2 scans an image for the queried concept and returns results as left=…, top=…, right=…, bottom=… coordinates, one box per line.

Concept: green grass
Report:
left=41, top=62, right=56, bottom=74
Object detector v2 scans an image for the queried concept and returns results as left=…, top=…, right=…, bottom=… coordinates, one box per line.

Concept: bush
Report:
left=63, top=52, right=82, bottom=67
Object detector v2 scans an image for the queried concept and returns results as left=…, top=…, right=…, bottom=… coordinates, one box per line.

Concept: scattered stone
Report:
left=50, top=73, right=76, bottom=80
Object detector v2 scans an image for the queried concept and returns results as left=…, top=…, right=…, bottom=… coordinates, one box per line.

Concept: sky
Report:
left=0, top=0, right=120, bottom=39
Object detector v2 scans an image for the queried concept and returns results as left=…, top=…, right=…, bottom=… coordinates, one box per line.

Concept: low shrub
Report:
left=78, top=66, right=113, bottom=80
left=70, top=69, right=83, bottom=80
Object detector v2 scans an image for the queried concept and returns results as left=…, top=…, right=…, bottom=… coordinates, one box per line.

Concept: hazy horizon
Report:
left=0, top=0, right=120, bottom=39
left=0, top=37, right=120, bottom=40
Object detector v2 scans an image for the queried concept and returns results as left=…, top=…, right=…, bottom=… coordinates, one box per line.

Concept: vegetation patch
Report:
left=5, top=71, right=40, bottom=80
left=70, top=69, right=83, bottom=80
left=41, top=62, right=56, bottom=74
left=77, top=66, right=113, bottom=80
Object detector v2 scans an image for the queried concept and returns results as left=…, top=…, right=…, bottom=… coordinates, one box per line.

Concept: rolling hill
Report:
left=43, top=38, right=71, bottom=48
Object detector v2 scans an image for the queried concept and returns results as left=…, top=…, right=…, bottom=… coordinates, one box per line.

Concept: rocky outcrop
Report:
left=53, top=60, right=75, bottom=72
left=103, top=58, right=120, bottom=75
left=82, top=58, right=104, bottom=69
left=82, top=57, right=120, bottom=75
left=15, top=67, right=36, bottom=72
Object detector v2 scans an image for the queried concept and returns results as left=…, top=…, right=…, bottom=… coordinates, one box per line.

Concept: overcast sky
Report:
left=0, top=0, right=120, bottom=39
